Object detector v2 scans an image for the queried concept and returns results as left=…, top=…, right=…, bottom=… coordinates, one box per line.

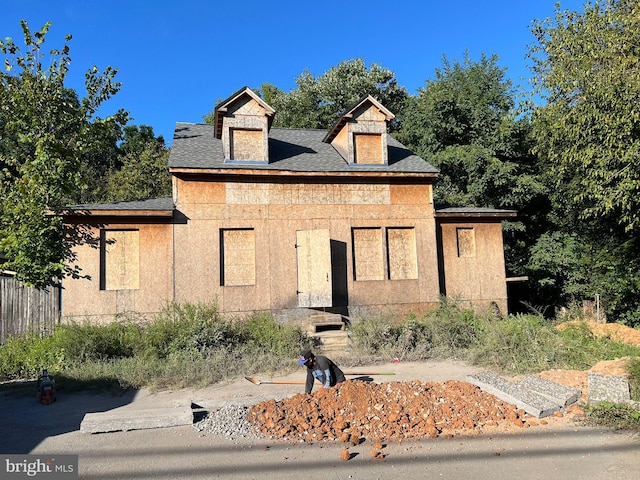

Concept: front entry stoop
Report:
left=307, top=313, right=349, bottom=353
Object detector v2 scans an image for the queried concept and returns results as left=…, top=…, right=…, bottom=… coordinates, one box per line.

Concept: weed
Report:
left=584, top=402, right=640, bottom=432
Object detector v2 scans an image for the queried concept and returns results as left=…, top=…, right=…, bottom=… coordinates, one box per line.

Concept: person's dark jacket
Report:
left=305, top=355, right=345, bottom=394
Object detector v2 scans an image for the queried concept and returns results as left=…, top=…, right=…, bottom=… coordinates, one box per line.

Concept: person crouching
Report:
left=298, top=349, right=346, bottom=394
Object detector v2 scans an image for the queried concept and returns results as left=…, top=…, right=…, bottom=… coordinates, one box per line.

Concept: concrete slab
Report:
left=588, top=372, right=631, bottom=404
left=516, top=375, right=581, bottom=406
left=80, top=406, right=193, bottom=434
left=467, top=372, right=561, bottom=418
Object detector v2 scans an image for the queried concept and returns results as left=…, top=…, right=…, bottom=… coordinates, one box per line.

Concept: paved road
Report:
left=2, top=360, right=639, bottom=479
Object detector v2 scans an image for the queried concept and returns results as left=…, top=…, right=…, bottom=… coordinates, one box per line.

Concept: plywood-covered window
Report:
left=221, top=228, right=256, bottom=286
left=387, top=228, right=418, bottom=280
left=230, top=128, right=263, bottom=161
left=352, top=228, right=384, bottom=281
left=354, top=133, right=383, bottom=164
left=456, top=227, right=476, bottom=257
left=101, top=229, right=139, bottom=290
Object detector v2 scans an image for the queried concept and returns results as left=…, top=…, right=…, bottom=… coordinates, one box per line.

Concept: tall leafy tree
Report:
left=270, top=59, right=408, bottom=129
left=104, top=125, right=171, bottom=202
left=74, top=119, right=123, bottom=204
left=119, top=124, right=166, bottom=157
left=530, top=0, right=640, bottom=232
left=397, top=53, right=548, bottom=277
left=0, top=21, right=128, bottom=287
left=527, top=0, right=640, bottom=324
left=397, top=52, right=517, bottom=157
left=203, top=59, right=409, bottom=130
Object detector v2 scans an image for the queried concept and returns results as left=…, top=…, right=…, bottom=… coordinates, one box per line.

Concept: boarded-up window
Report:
left=354, top=133, right=383, bottom=164
left=230, top=128, right=263, bottom=161
left=457, top=228, right=476, bottom=257
left=387, top=228, right=418, bottom=280
left=352, top=228, right=384, bottom=281
left=221, top=229, right=256, bottom=286
left=101, top=230, right=139, bottom=290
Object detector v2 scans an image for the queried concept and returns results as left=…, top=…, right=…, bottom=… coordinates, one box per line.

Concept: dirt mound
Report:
left=558, top=320, right=640, bottom=345
left=247, top=379, right=572, bottom=443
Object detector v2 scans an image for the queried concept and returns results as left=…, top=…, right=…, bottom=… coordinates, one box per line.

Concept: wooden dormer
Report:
left=323, top=95, right=395, bottom=166
left=213, top=87, right=275, bottom=163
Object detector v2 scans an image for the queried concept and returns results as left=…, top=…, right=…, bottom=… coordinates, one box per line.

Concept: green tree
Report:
left=529, top=0, right=640, bottom=232
left=104, top=125, right=171, bottom=202
left=81, top=124, right=168, bottom=203
left=527, top=0, right=640, bottom=324
left=0, top=21, right=128, bottom=287
left=203, top=59, right=409, bottom=130
left=272, top=59, right=408, bottom=129
left=396, top=53, right=548, bottom=277
left=74, top=119, right=123, bottom=204
left=119, top=124, right=166, bottom=157
left=397, top=52, right=517, bottom=156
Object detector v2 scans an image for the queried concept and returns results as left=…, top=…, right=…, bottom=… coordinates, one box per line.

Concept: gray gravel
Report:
left=193, top=404, right=265, bottom=442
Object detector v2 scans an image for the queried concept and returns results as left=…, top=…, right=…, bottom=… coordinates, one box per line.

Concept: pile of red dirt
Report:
left=248, top=322, right=638, bottom=444
left=247, top=379, right=574, bottom=443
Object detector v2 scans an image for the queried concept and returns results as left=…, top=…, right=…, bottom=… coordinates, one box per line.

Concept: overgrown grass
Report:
left=348, top=303, right=640, bottom=376
left=0, top=302, right=310, bottom=392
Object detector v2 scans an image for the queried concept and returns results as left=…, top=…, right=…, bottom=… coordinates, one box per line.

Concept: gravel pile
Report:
left=193, top=404, right=264, bottom=441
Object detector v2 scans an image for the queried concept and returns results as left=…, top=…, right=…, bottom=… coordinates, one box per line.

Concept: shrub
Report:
left=139, top=302, right=239, bottom=358
left=421, top=301, right=480, bottom=352
left=51, top=321, right=140, bottom=362
left=466, top=314, right=567, bottom=373
left=348, top=315, right=400, bottom=356
left=0, top=333, right=67, bottom=380
left=241, top=313, right=308, bottom=357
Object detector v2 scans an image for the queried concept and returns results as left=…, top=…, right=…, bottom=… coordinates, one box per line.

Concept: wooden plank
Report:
left=353, top=228, right=384, bottom=281
left=388, top=228, right=418, bottom=280
left=231, top=129, right=264, bottom=161
left=456, top=227, right=476, bottom=257
left=354, top=133, right=383, bottom=164
left=104, top=230, right=140, bottom=290
left=296, top=229, right=332, bottom=308
left=222, top=229, right=256, bottom=286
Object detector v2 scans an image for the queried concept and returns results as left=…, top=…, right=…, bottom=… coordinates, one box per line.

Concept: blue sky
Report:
left=1, top=0, right=586, bottom=146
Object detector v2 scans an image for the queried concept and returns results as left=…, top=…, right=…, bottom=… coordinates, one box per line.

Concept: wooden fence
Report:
left=0, top=273, right=60, bottom=344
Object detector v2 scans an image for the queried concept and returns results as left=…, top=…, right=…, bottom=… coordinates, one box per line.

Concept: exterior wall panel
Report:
left=62, top=222, right=173, bottom=323
left=439, top=222, right=508, bottom=314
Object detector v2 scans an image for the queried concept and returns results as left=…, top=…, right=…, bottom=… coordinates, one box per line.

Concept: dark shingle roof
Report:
left=169, top=123, right=438, bottom=174
left=435, top=206, right=517, bottom=217
left=65, top=197, right=174, bottom=212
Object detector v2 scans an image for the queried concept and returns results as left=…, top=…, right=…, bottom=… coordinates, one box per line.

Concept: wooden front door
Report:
left=296, top=229, right=332, bottom=308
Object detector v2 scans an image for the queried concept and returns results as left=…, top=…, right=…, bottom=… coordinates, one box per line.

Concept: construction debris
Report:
left=246, top=379, right=543, bottom=443
left=81, top=406, right=193, bottom=434
left=467, top=372, right=581, bottom=418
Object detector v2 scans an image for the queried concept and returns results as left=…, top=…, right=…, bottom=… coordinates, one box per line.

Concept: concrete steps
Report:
left=313, top=330, right=349, bottom=353
left=306, top=313, right=349, bottom=353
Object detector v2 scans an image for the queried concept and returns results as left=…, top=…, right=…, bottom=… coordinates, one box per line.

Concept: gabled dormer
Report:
left=323, top=95, right=395, bottom=166
left=213, top=86, right=275, bottom=163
